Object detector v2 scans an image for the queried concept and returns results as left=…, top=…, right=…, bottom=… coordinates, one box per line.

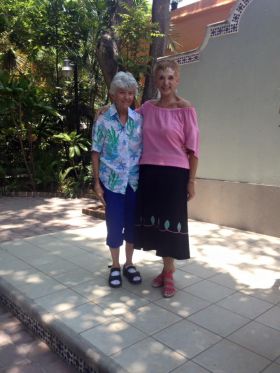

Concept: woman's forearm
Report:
left=188, top=152, right=198, bottom=181
left=91, top=151, right=106, bottom=205
left=91, top=151, right=100, bottom=185
left=187, top=152, right=198, bottom=201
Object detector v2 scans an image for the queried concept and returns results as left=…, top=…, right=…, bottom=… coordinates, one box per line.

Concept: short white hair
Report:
left=109, top=71, right=138, bottom=95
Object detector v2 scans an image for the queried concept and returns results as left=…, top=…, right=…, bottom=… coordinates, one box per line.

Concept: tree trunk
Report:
left=96, top=31, right=119, bottom=89
left=142, top=0, right=171, bottom=103
left=96, top=0, right=134, bottom=89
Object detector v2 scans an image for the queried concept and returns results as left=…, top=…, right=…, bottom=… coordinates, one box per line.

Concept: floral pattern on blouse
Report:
left=91, top=104, right=142, bottom=194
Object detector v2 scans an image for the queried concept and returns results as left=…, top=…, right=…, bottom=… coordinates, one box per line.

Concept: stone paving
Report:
left=0, top=196, right=99, bottom=373
left=0, top=196, right=280, bottom=373
left=0, top=304, right=77, bottom=372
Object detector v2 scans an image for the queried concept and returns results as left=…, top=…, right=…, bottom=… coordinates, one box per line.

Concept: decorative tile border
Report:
left=0, top=293, right=96, bottom=373
left=210, top=22, right=238, bottom=38
left=229, top=0, right=254, bottom=25
left=177, top=52, right=200, bottom=65
left=210, top=0, right=253, bottom=38
left=173, top=0, right=255, bottom=65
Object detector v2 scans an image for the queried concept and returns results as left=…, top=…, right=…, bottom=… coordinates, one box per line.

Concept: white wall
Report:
left=179, top=0, right=280, bottom=186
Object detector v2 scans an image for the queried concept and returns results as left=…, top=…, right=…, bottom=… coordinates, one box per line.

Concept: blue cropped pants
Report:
left=103, top=183, right=137, bottom=248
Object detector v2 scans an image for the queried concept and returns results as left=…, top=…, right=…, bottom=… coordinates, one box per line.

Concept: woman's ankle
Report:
left=112, top=263, right=121, bottom=269
left=163, top=268, right=175, bottom=274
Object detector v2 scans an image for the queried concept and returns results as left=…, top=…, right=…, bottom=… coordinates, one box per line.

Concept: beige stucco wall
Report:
left=189, top=179, right=280, bottom=237
left=176, top=0, right=280, bottom=236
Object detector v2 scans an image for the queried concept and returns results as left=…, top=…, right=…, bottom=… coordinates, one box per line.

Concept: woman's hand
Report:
left=95, top=105, right=110, bottom=120
left=94, top=182, right=106, bottom=206
left=187, top=180, right=195, bottom=201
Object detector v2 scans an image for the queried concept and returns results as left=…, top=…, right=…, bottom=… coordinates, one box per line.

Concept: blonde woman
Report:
left=135, top=60, right=200, bottom=297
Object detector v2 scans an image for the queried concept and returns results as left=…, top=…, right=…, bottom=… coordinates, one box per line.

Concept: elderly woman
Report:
left=91, top=71, right=143, bottom=288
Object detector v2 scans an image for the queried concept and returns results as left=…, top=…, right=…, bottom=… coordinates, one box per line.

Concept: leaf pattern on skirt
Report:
left=164, top=220, right=170, bottom=230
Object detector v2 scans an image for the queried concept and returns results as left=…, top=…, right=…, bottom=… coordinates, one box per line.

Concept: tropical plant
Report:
left=114, top=0, right=163, bottom=80
left=96, top=0, right=163, bottom=91
left=53, top=130, right=91, bottom=196
left=0, top=0, right=173, bottom=195
left=0, top=70, right=60, bottom=191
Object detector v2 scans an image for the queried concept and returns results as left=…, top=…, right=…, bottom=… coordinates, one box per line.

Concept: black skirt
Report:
left=135, top=165, right=190, bottom=260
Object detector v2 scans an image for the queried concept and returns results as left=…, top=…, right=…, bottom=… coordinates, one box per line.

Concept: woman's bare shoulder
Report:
left=177, top=97, right=193, bottom=108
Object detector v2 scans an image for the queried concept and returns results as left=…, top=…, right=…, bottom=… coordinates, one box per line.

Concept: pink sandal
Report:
left=163, top=271, right=176, bottom=298
left=151, top=272, right=164, bottom=288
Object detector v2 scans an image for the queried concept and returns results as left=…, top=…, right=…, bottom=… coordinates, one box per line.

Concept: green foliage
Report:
left=53, top=130, right=91, bottom=196
left=0, top=0, right=106, bottom=195
left=0, top=0, right=164, bottom=196
left=33, top=147, right=60, bottom=191
left=58, top=164, right=92, bottom=198
left=1, top=1, right=90, bottom=80
left=0, top=70, right=61, bottom=191
left=114, top=0, right=163, bottom=79
left=53, top=131, right=90, bottom=160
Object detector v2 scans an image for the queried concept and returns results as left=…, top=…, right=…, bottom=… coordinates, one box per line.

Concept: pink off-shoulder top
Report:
left=138, top=100, right=200, bottom=169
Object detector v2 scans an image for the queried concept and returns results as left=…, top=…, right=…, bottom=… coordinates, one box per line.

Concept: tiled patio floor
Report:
left=0, top=196, right=279, bottom=373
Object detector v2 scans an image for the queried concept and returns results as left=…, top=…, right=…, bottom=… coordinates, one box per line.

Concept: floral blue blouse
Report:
left=91, top=104, right=142, bottom=194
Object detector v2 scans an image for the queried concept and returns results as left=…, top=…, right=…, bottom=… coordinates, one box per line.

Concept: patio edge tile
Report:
left=0, top=277, right=126, bottom=373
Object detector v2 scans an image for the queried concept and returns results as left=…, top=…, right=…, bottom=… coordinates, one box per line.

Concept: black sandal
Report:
left=123, top=265, right=142, bottom=285
left=108, top=267, right=122, bottom=288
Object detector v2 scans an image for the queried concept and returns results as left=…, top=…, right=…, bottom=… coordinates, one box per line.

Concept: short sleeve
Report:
left=91, top=117, right=106, bottom=152
left=183, top=108, right=200, bottom=158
